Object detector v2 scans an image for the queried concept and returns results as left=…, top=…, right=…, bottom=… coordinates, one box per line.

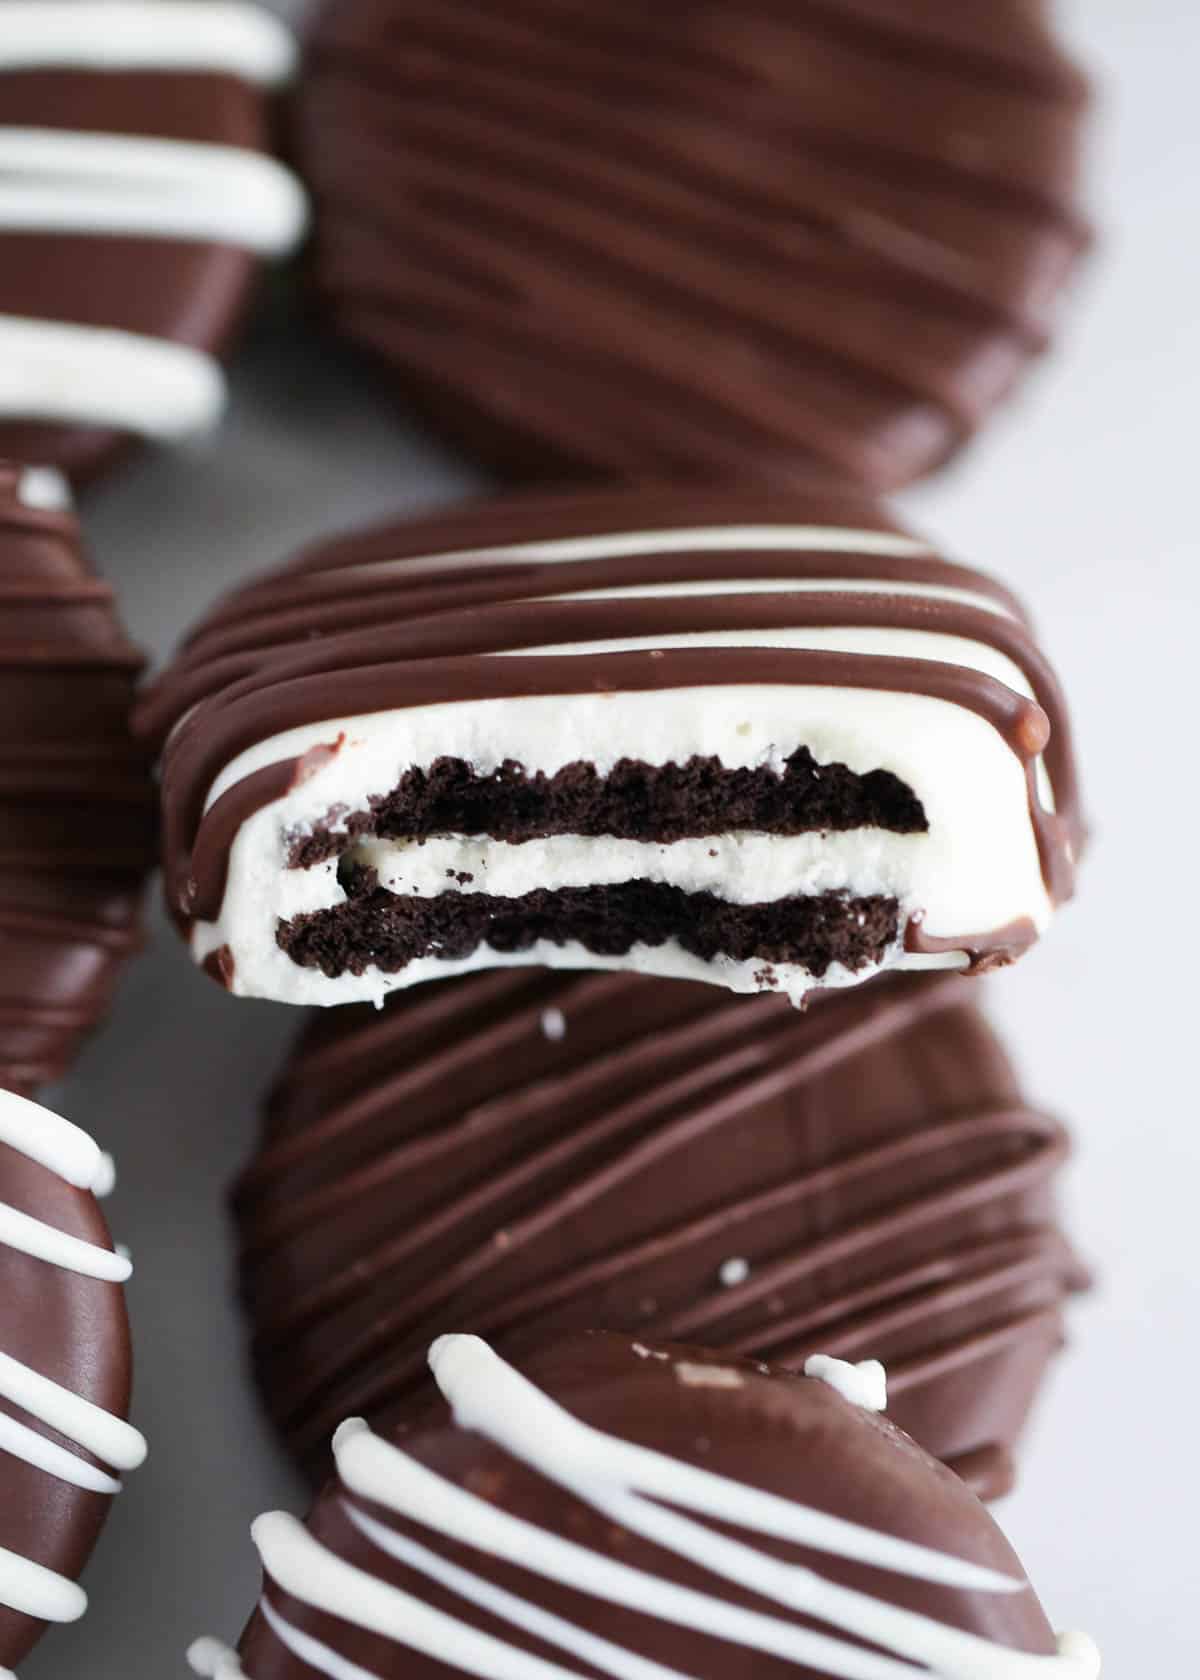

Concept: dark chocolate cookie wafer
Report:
left=298, top=0, right=1091, bottom=489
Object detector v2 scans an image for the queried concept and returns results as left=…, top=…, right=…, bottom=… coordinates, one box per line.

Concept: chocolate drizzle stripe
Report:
left=234, top=969, right=1084, bottom=1489
left=300, top=0, right=1091, bottom=487
left=266, top=1100, right=1066, bottom=1444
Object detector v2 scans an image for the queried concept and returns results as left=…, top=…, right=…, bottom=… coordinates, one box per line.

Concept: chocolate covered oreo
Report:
left=298, top=0, right=1091, bottom=489
left=141, top=487, right=1083, bottom=1008
left=0, top=1088, right=146, bottom=1673
left=190, top=1331, right=1098, bottom=1680
left=0, top=1, right=307, bottom=489
left=0, top=466, right=155, bottom=1095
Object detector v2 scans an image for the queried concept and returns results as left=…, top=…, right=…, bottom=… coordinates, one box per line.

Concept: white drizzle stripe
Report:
left=0, top=3, right=299, bottom=83
left=0, top=1542, right=86, bottom=1624
left=0, top=1349, right=145, bottom=1471
left=0, top=1201, right=130, bottom=1281
left=341, top=1493, right=929, bottom=1680
left=15, top=465, right=71, bottom=510
left=336, top=524, right=936, bottom=577
left=260, top=1596, right=384, bottom=1680
left=343, top=1504, right=690, bottom=1680
left=419, top=1338, right=1098, bottom=1679
left=0, top=1091, right=146, bottom=1633
left=188, top=1637, right=247, bottom=1678
left=0, top=1410, right=120, bottom=1495
left=440, top=1340, right=1017, bottom=1593
left=544, top=577, right=1013, bottom=617
left=0, top=130, right=308, bottom=253
left=253, top=1512, right=636, bottom=1680
left=0, top=316, right=224, bottom=438
left=0, top=1089, right=106, bottom=1191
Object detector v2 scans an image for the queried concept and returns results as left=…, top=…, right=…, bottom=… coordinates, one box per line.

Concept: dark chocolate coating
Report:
left=0, top=1138, right=133, bottom=1670
left=297, top=0, right=1091, bottom=490
left=0, top=466, right=155, bottom=1094
left=139, top=485, right=1082, bottom=986
left=0, top=67, right=275, bottom=487
left=234, top=1331, right=1063, bottom=1679
left=237, top=969, right=1085, bottom=1495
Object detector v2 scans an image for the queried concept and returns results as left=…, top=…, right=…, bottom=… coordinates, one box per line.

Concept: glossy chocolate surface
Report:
left=0, top=465, right=154, bottom=1094
left=231, top=1331, right=1064, bottom=1680
left=0, top=1137, right=132, bottom=1669
left=238, top=969, right=1085, bottom=1495
left=298, top=0, right=1091, bottom=489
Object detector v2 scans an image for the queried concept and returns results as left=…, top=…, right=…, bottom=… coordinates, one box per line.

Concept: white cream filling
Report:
left=192, top=683, right=1051, bottom=1007
left=353, top=831, right=930, bottom=904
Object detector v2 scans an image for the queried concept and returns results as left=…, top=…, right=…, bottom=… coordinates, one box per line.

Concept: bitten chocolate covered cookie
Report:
left=0, top=466, right=155, bottom=1095
left=297, top=0, right=1091, bottom=490
left=190, top=1332, right=1098, bottom=1680
left=0, top=1, right=307, bottom=490
left=0, top=1088, right=146, bottom=1674
left=237, top=970, right=1084, bottom=1496
left=142, top=487, right=1083, bottom=1008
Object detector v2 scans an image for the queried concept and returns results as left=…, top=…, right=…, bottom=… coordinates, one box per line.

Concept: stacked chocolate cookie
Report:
left=0, top=2, right=307, bottom=1670
left=2, top=1, right=1106, bottom=1675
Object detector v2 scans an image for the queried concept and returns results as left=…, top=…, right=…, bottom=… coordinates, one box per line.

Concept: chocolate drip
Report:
left=0, top=467, right=155, bottom=1093
left=236, top=969, right=1085, bottom=1491
left=297, top=0, right=1091, bottom=489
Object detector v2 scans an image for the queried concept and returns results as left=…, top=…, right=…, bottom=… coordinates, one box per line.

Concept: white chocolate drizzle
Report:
left=0, top=130, right=307, bottom=253
left=0, top=1089, right=146, bottom=1630
left=0, top=1, right=306, bottom=442
left=803, top=1354, right=887, bottom=1413
left=0, top=316, right=224, bottom=439
left=195, top=1335, right=1098, bottom=1680
left=0, top=3, right=298, bottom=83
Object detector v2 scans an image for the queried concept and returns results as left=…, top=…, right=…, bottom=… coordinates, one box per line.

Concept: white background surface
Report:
left=21, top=0, right=1198, bottom=1672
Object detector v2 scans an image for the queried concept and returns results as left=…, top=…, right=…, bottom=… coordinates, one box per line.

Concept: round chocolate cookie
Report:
left=190, top=1331, right=1098, bottom=1680
left=297, top=0, right=1091, bottom=490
left=0, top=1, right=307, bottom=490
left=0, top=464, right=156, bottom=1096
left=237, top=969, right=1085, bottom=1498
left=140, top=486, right=1083, bottom=1009
left=0, top=1088, right=146, bottom=1673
